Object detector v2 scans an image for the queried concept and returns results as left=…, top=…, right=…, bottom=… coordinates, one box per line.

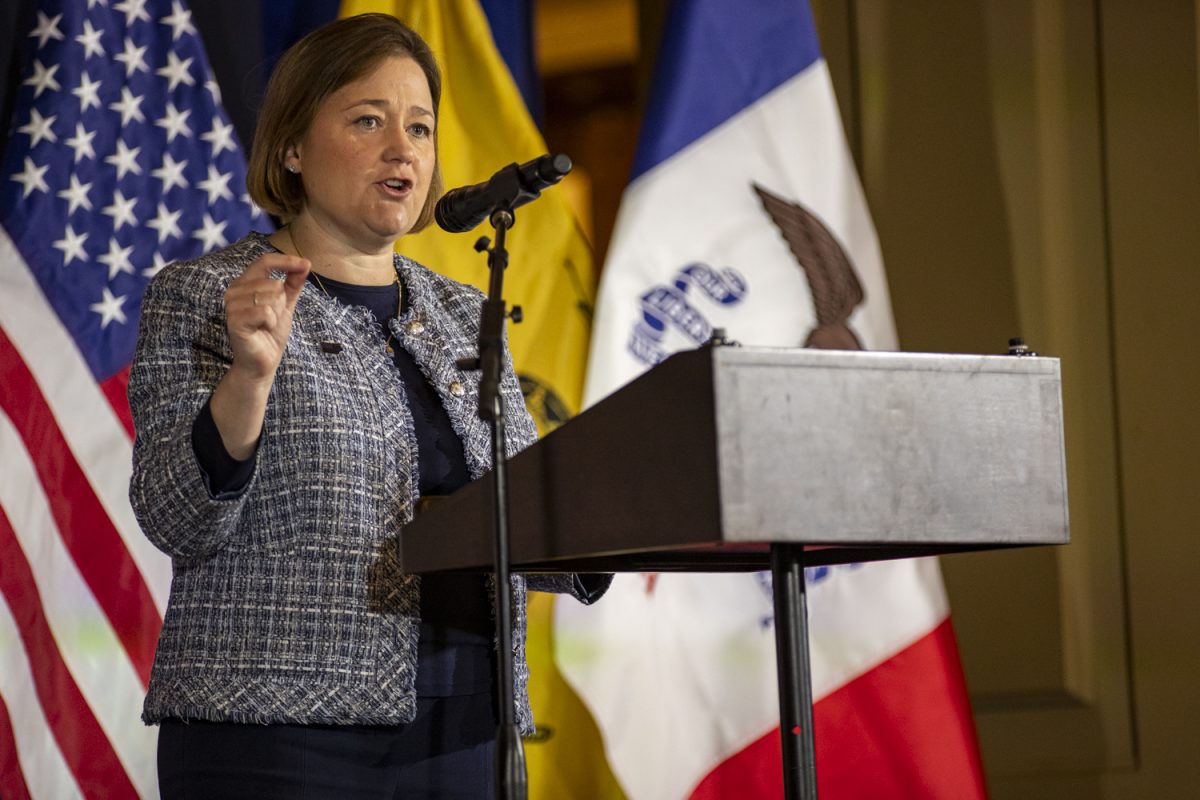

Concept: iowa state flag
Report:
left=561, top=0, right=989, bottom=797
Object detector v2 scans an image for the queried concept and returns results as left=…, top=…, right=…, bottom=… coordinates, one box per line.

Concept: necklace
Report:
left=288, top=226, right=402, bottom=354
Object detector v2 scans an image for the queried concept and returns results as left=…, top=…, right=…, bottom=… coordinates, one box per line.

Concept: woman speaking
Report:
left=129, top=14, right=608, bottom=798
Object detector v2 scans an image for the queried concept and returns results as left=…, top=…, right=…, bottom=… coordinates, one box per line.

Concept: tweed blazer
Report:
left=129, top=232, right=599, bottom=731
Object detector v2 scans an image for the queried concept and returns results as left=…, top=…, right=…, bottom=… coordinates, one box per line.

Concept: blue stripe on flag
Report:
left=480, top=0, right=543, bottom=123
left=260, top=0, right=340, bottom=80
left=631, top=0, right=822, bottom=180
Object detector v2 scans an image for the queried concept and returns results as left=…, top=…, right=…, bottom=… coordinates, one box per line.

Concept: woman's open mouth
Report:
left=378, top=178, right=413, bottom=198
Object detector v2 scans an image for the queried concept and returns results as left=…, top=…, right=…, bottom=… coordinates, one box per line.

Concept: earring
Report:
left=286, top=164, right=298, bottom=174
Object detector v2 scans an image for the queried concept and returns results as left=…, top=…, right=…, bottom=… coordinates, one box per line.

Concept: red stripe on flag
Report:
left=100, top=367, right=136, bottom=441
left=0, top=507, right=141, bottom=800
left=688, top=619, right=987, bottom=800
left=687, top=725, right=784, bottom=800
left=0, top=691, right=35, bottom=800
left=0, top=327, right=160, bottom=686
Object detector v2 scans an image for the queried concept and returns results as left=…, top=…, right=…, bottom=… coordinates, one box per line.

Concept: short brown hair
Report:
left=247, top=14, right=444, bottom=232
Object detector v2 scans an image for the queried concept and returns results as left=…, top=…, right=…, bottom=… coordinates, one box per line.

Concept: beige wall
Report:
left=812, top=0, right=1200, bottom=796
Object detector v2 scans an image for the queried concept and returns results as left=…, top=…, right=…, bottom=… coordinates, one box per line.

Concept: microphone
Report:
left=435, top=154, right=572, bottom=233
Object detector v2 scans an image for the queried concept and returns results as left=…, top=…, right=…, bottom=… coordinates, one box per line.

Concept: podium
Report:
left=401, top=346, right=1070, bottom=798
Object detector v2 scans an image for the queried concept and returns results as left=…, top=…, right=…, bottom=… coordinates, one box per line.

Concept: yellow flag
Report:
left=338, top=3, right=625, bottom=797
left=340, top=0, right=592, bottom=434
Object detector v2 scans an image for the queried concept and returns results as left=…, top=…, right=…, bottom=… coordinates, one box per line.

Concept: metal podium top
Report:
left=400, top=346, right=1069, bottom=573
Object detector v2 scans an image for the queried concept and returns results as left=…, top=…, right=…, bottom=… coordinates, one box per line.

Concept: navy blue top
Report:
left=193, top=270, right=493, bottom=697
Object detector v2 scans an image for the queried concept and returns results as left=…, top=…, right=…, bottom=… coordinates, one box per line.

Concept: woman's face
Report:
left=290, top=55, right=436, bottom=252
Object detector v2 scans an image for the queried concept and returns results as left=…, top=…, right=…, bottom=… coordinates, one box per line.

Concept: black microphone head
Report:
left=434, top=187, right=475, bottom=233
left=435, top=154, right=575, bottom=234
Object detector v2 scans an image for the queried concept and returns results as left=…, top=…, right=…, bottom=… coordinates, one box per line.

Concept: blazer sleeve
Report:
left=526, top=573, right=613, bottom=603
left=128, top=261, right=256, bottom=562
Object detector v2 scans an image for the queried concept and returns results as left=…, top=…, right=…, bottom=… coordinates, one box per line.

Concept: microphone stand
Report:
left=456, top=163, right=528, bottom=800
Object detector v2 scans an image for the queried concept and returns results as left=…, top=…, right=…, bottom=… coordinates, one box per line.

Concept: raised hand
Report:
left=223, top=253, right=311, bottom=382
left=210, top=253, right=310, bottom=459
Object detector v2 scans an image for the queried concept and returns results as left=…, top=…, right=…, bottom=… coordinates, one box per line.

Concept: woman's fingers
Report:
left=228, top=254, right=309, bottom=317
left=223, top=253, right=311, bottom=379
left=245, top=253, right=311, bottom=307
left=281, top=259, right=311, bottom=306
left=242, top=252, right=310, bottom=280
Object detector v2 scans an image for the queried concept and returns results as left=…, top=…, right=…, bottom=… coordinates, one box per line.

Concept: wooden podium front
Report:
left=401, top=345, right=1070, bottom=798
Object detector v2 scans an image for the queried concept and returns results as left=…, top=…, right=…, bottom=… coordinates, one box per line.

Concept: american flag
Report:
left=0, top=1, right=267, bottom=796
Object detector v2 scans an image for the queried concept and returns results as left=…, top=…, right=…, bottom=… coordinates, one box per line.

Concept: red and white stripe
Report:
left=0, top=594, right=78, bottom=800
left=554, top=562, right=984, bottom=799
left=0, top=228, right=168, bottom=798
left=690, top=618, right=984, bottom=798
